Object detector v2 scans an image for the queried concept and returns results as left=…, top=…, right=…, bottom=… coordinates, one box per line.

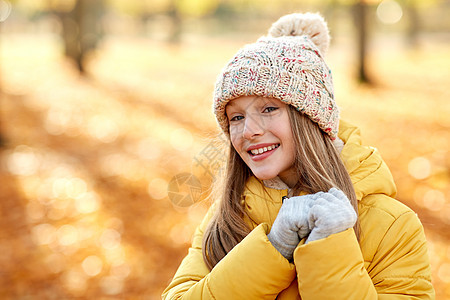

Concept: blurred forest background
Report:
left=0, top=0, right=449, bottom=299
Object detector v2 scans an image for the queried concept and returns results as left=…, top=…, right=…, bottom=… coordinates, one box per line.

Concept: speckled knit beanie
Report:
left=213, top=12, right=339, bottom=139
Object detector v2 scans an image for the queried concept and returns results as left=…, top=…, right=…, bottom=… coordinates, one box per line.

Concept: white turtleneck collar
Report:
left=261, top=136, right=345, bottom=196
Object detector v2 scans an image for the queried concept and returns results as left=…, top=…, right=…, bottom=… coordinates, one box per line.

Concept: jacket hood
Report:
left=242, top=120, right=397, bottom=227
left=338, top=120, right=397, bottom=200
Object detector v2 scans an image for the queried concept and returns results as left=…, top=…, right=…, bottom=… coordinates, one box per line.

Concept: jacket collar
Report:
left=262, top=176, right=289, bottom=190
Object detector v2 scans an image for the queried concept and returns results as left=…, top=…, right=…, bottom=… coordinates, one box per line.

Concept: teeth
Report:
left=250, top=144, right=279, bottom=155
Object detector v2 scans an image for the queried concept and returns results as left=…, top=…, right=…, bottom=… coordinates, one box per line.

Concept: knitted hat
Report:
left=213, top=13, right=339, bottom=139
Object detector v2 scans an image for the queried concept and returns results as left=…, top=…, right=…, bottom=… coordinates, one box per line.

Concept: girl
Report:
left=162, top=13, right=434, bottom=299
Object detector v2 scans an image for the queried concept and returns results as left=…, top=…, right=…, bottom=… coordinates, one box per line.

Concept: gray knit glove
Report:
left=306, top=188, right=357, bottom=244
left=267, top=195, right=316, bottom=260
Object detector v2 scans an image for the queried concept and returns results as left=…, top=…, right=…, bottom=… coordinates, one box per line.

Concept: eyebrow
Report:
left=227, top=96, right=265, bottom=107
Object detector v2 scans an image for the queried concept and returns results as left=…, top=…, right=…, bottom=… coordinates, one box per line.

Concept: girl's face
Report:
left=226, top=96, right=298, bottom=187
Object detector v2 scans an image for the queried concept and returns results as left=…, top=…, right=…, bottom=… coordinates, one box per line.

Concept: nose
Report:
left=242, top=113, right=264, bottom=140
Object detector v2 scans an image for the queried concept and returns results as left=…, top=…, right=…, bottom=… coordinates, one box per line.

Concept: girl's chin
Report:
left=251, top=168, right=297, bottom=187
left=252, top=172, right=279, bottom=181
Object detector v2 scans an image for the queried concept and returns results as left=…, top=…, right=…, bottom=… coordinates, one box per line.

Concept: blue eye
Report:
left=230, top=115, right=244, bottom=122
left=263, top=106, right=278, bottom=113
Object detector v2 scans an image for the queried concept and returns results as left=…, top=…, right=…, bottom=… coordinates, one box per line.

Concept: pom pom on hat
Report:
left=268, top=12, right=330, bottom=56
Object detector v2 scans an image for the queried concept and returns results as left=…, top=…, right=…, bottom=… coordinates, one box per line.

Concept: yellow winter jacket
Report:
left=162, top=120, right=435, bottom=299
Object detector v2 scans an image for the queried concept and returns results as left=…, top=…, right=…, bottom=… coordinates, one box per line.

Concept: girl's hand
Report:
left=306, top=188, right=357, bottom=244
left=267, top=195, right=316, bottom=260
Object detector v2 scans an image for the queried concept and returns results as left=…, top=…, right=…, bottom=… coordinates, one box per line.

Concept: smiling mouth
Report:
left=248, top=144, right=280, bottom=156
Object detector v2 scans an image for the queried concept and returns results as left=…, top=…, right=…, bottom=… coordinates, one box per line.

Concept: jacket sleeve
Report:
left=293, top=209, right=434, bottom=299
left=162, top=206, right=296, bottom=300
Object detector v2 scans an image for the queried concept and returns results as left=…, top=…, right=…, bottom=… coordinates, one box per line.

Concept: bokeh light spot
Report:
left=7, top=145, right=40, bottom=176
left=104, top=247, right=126, bottom=267
left=32, top=223, right=56, bottom=245
left=438, top=263, right=450, bottom=283
left=408, top=157, right=431, bottom=180
left=52, top=178, right=69, bottom=198
left=148, top=178, right=168, bottom=200
left=100, top=153, right=126, bottom=176
left=62, top=269, right=87, bottom=295
left=170, top=224, right=192, bottom=246
left=100, top=229, right=121, bottom=250
left=66, top=178, right=88, bottom=198
left=52, top=177, right=88, bottom=199
left=82, top=255, right=103, bottom=277
left=75, top=191, right=101, bottom=214
left=100, top=276, right=124, bottom=295
left=105, top=217, right=124, bottom=234
left=137, top=137, right=161, bottom=160
left=44, top=107, right=70, bottom=135
left=423, top=189, right=446, bottom=212
left=376, top=0, right=403, bottom=24
left=57, top=224, right=79, bottom=246
left=0, top=0, right=12, bottom=22
left=87, top=115, right=119, bottom=143
left=111, top=263, right=131, bottom=279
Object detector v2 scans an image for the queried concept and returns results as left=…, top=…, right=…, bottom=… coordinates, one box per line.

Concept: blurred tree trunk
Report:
left=168, top=0, right=182, bottom=44
left=406, top=1, right=420, bottom=48
left=353, top=0, right=372, bottom=83
left=60, top=0, right=104, bottom=73
left=323, top=0, right=338, bottom=47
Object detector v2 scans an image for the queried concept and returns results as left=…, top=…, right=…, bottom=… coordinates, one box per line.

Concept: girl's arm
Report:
left=293, top=195, right=434, bottom=300
left=162, top=206, right=296, bottom=300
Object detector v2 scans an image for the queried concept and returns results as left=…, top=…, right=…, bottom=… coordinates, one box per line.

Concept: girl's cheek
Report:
left=230, top=135, right=239, bottom=149
left=229, top=132, right=243, bottom=154
left=229, top=125, right=242, bottom=141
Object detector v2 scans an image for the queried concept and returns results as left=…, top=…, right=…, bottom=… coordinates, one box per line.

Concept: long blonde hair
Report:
left=202, top=106, right=359, bottom=270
